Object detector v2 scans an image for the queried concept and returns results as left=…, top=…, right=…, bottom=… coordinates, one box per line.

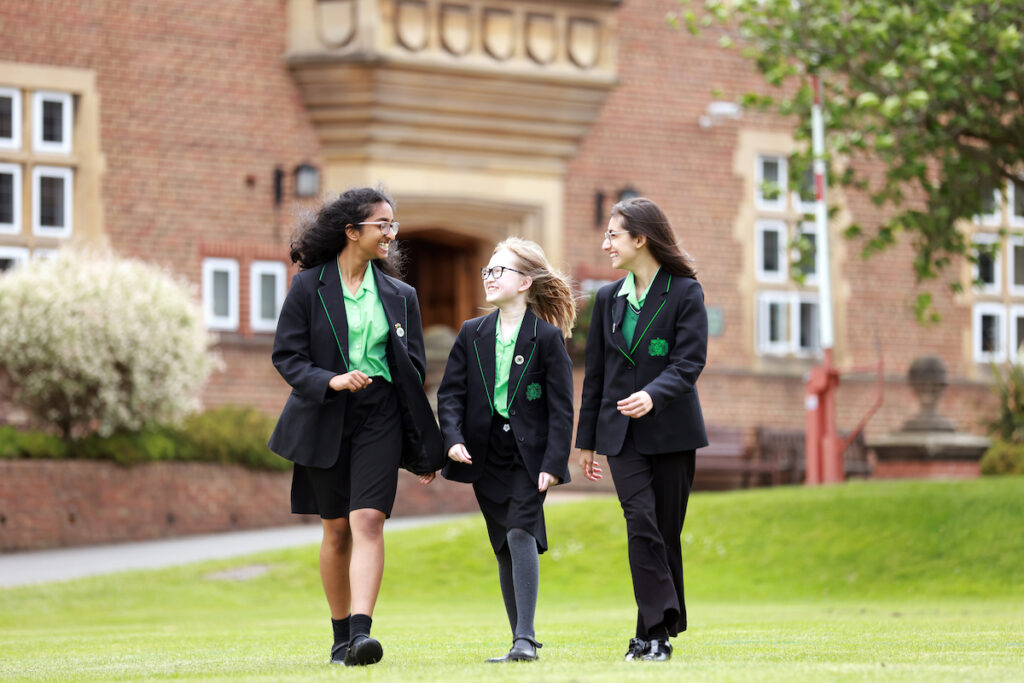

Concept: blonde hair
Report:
left=494, top=237, right=577, bottom=339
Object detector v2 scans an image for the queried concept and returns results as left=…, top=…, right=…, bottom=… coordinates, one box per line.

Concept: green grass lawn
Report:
left=2, top=478, right=1023, bottom=681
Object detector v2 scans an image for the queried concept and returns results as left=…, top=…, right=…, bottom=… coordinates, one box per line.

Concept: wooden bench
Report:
left=755, top=427, right=872, bottom=484
left=695, top=426, right=779, bottom=490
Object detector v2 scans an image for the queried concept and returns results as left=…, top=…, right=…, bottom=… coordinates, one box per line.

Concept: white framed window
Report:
left=250, top=260, right=287, bottom=333
left=755, top=219, right=787, bottom=283
left=977, top=186, right=1003, bottom=227
left=0, top=87, right=22, bottom=151
left=793, top=166, right=817, bottom=215
left=973, top=302, right=1007, bottom=363
left=755, top=154, right=788, bottom=211
left=31, top=165, right=73, bottom=237
left=0, top=245, right=29, bottom=272
left=972, top=233, right=1001, bottom=295
left=1011, top=179, right=1024, bottom=228
left=757, top=290, right=792, bottom=355
left=32, top=91, right=72, bottom=155
left=794, top=220, right=818, bottom=284
left=1008, top=235, right=1024, bottom=297
left=1010, top=305, right=1024, bottom=362
left=202, top=258, right=239, bottom=331
left=0, top=162, right=21, bottom=234
left=795, top=294, right=820, bottom=355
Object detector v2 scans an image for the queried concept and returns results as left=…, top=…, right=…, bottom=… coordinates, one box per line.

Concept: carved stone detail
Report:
left=440, top=4, right=473, bottom=56
left=316, top=0, right=357, bottom=48
left=482, top=8, right=515, bottom=61
left=524, top=13, right=557, bottom=65
left=567, top=16, right=599, bottom=69
left=395, top=0, right=429, bottom=52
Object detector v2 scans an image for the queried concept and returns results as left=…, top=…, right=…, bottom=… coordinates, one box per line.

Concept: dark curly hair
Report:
left=611, top=197, right=698, bottom=280
left=289, top=186, right=404, bottom=276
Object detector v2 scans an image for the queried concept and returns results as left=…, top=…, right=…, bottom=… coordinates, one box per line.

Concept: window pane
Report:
left=1015, top=244, right=1024, bottom=287
left=977, top=251, right=995, bottom=285
left=799, top=232, right=817, bottom=277
left=39, top=175, right=65, bottom=227
left=799, top=302, right=819, bottom=350
left=1015, top=181, right=1024, bottom=220
left=259, top=273, right=277, bottom=319
left=769, top=301, right=786, bottom=342
left=42, top=100, right=63, bottom=144
left=1016, top=316, right=1024, bottom=355
left=982, top=314, right=999, bottom=353
left=0, top=96, right=11, bottom=139
left=981, top=187, right=997, bottom=215
left=762, top=230, right=779, bottom=272
left=761, top=159, right=780, bottom=200
left=213, top=271, right=230, bottom=317
left=0, top=257, right=16, bottom=272
left=0, top=172, right=12, bottom=224
left=800, top=167, right=815, bottom=205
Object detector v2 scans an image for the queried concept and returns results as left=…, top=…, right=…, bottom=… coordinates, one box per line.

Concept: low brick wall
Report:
left=872, top=460, right=981, bottom=479
left=0, top=460, right=479, bottom=552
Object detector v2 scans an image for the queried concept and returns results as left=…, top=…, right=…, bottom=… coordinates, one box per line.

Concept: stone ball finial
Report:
left=902, top=355, right=955, bottom=432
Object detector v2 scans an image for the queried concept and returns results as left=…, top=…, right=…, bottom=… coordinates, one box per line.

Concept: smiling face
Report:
left=346, top=201, right=396, bottom=261
left=483, top=249, right=531, bottom=306
left=602, top=214, right=644, bottom=271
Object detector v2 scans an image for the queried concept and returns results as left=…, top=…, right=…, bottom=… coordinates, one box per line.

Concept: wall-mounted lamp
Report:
left=698, top=100, right=743, bottom=128
left=273, top=166, right=284, bottom=207
left=294, top=163, right=320, bottom=198
left=617, top=186, right=640, bottom=202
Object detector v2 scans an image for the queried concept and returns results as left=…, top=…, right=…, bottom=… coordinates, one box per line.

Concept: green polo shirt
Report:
left=617, top=268, right=660, bottom=347
left=493, top=311, right=523, bottom=419
left=340, top=260, right=391, bottom=382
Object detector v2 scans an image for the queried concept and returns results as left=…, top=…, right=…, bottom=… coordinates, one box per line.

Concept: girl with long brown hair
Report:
left=437, top=237, right=575, bottom=662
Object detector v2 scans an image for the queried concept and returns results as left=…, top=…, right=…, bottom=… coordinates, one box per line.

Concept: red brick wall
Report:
left=0, top=460, right=478, bottom=552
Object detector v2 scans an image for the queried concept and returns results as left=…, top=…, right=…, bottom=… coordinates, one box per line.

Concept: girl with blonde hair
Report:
left=437, top=237, right=576, bottom=662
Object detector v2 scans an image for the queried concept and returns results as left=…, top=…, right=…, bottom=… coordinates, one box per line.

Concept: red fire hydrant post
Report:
left=805, top=348, right=842, bottom=485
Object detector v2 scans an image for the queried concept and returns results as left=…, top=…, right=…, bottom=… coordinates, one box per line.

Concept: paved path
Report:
left=0, top=514, right=465, bottom=589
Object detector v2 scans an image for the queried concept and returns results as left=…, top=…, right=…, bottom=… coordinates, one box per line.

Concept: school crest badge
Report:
left=648, top=338, right=669, bottom=357
left=526, top=382, right=543, bottom=401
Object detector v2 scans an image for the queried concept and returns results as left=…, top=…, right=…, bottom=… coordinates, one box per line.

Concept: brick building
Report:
left=0, top=0, right=1003, bottom=451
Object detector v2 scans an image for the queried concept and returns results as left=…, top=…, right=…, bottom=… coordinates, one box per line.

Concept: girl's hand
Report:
left=329, top=371, right=372, bottom=393
left=538, top=472, right=558, bottom=492
left=447, top=443, right=472, bottom=464
left=617, top=390, right=653, bottom=418
left=418, top=472, right=436, bottom=485
left=578, top=449, right=603, bottom=481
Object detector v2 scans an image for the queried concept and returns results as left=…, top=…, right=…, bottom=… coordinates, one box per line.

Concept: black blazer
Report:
left=575, top=269, right=708, bottom=456
left=437, top=308, right=573, bottom=485
left=268, top=260, right=444, bottom=474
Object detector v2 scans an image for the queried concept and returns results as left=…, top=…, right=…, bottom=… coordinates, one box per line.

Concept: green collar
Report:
left=339, top=258, right=377, bottom=300
left=617, top=267, right=660, bottom=309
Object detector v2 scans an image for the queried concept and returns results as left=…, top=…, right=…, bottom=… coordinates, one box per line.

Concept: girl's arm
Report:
left=436, top=322, right=471, bottom=455
left=642, top=279, right=708, bottom=414
left=271, top=273, right=337, bottom=404
left=575, top=289, right=606, bottom=450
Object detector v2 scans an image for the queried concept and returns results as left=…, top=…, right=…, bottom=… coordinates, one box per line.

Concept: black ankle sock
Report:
left=350, top=613, right=372, bottom=641
left=331, top=616, right=350, bottom=646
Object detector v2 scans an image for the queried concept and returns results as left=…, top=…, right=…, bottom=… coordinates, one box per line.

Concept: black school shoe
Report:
left=641, top=638, right=672, bottom=661
left=486, top=636, right=542, bottom=662
left=624, top=638, right=649, bottom=661
left=329, top=642, right=347, bottom=664
left=344, top=635, right=384, bottom=666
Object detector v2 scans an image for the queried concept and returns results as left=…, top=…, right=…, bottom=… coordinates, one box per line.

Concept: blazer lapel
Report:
left=472, top=311, right=498, bottom=415
left=610, top=281, right=633, bottom=364
left=372, top=262, right=408, bottom=344
left=629, top=269, right=672, bottom=355
left=507, top=309, right=538, bottom=410
left=317, top=261, right=350, bottom=372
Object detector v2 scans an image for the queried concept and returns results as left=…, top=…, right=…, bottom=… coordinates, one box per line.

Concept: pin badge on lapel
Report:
left=514, top=354, right=524, bottom=365
left=395, top=323, right=405, bottom=338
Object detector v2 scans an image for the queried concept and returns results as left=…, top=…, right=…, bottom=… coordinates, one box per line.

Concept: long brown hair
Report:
left=611, top=197, right=698, bottom=279
left=494, top=237, right=577, bottom=339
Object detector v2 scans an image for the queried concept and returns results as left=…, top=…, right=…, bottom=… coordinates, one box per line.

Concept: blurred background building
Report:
left=0, top=0, right=1005, bottom=465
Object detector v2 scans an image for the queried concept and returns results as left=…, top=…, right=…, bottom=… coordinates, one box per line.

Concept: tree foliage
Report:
left=677, top=0, right=1024, bottom=304
left=0, top=250, right=221, bottom=438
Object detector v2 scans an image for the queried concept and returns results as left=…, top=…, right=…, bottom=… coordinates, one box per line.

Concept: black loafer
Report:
left=641, top=638, right=672, bottom=662
left=486, top=636, right=541, bottom=662
left=624, top=638, right=649, bottom=661
left=329, top=642, right=347, bottom=664
left=344, top=635, right=383, bottom=667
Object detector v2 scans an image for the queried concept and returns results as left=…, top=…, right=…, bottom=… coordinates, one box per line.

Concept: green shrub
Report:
left=70, top=428, right=180, bottom=466
left=177, top=406, right=287, bottom=471
left=0, top=426, right=68, bottom=459
left=986, top=362, right=1024, bottom=443
left=980, top=440, right=1024, bottom=476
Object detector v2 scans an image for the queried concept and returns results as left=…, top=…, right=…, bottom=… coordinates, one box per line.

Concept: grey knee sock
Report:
left=506, top=528, right=539, bottom=641
left=495, top=545, right=518, bottom=634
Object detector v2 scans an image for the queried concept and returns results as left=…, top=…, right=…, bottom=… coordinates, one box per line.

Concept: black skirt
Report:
left=472, top=416, right=548, bottom=554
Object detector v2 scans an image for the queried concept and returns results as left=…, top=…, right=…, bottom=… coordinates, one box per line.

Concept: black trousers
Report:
left=607, top=427, right=696, bottom=638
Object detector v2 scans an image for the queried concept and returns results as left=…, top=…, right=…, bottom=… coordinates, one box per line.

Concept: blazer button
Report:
left=510, top=408, right=516, bottom=416
left=518, top=436, right=525, bottom=442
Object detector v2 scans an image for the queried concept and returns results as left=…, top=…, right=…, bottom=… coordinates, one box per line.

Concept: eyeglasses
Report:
left=358, top=220, right=400, bottom=236
left=604, top=230, right=629, bottom=242
left=481, top=265, right=525, bottom=281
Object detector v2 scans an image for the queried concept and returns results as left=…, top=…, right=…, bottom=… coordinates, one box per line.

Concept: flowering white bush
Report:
left=0, top=250, right=220, bottom=438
